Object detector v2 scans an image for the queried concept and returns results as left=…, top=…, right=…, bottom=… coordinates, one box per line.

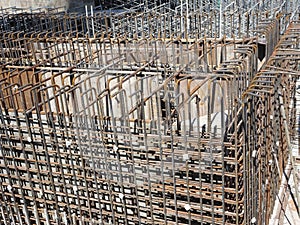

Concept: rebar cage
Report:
left=0, top=1, right=300, bottom=225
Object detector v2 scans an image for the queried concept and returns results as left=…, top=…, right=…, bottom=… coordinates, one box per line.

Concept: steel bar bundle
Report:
left=0, top=1, right=299, bottom=225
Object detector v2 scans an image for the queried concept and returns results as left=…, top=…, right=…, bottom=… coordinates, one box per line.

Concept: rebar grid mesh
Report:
left=0, top=1, right=299, bottom=225
left=1, top=0, right=299, bottom=39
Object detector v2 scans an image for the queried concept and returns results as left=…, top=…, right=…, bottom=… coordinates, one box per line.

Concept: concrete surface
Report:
left=0, top=0, right=95, bottom=11
left=282, top=164, right=300, bottom=225
left=282, top=80, right=300, bottom=225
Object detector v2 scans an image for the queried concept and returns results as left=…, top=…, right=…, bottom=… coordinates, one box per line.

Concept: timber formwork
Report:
left=0, top=1, right=299, bottom=225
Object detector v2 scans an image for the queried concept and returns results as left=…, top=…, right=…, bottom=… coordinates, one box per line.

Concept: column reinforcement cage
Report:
left=0, top=3, right=299, bottom=225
